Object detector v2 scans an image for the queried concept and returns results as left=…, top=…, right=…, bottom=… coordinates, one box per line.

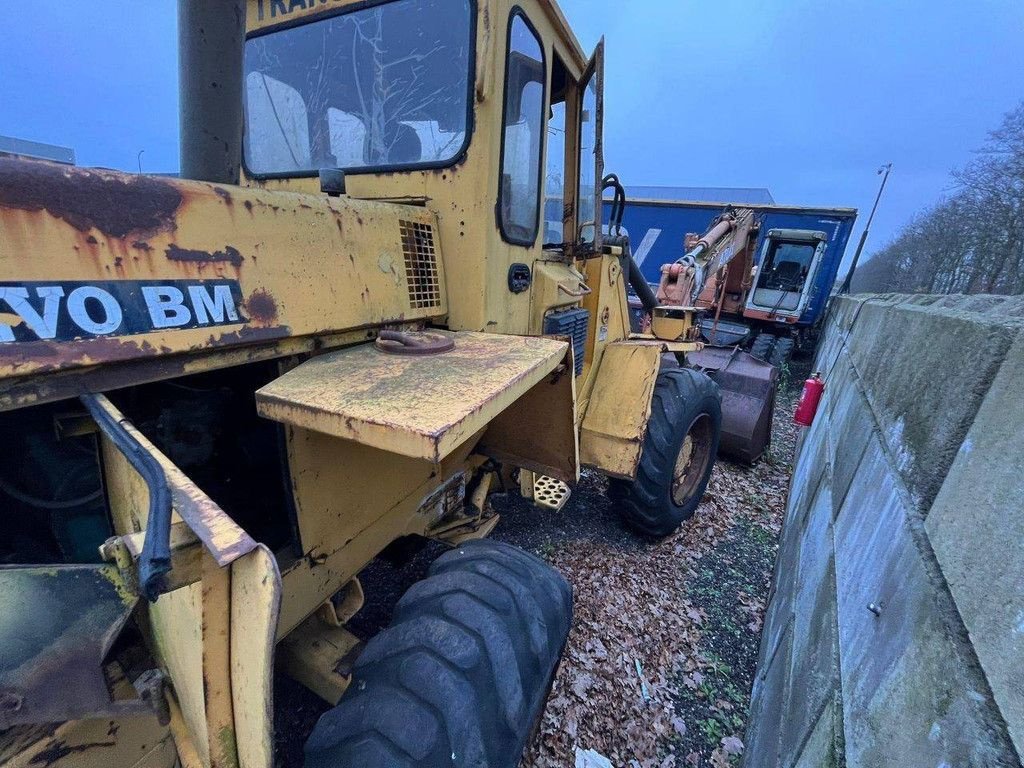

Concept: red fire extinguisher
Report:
left=794, top=372, right=825, bottom=426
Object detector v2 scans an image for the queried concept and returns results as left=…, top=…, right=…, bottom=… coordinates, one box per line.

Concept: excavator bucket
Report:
left=686, top=346, right=779, bottom=464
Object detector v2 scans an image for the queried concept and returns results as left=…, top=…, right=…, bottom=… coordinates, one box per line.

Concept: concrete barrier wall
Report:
left=745, top=294, right=1024, bottom=768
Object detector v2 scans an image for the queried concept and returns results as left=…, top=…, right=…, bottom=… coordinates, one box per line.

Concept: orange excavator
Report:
left=649, top=207, right=780, bottom=463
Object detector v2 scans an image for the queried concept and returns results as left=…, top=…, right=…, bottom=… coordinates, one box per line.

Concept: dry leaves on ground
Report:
left=520, top=385, right=800, bottom=768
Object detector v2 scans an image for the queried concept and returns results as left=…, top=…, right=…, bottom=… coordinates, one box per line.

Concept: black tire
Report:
left=304, top=540, right=572, bottom=768
left=609, top=368, right=722, bottom=537
left=768, top=337, right=794, bottom=368
left=749, top=332, right=776, bottom=361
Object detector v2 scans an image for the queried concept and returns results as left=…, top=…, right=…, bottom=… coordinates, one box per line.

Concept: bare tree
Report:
left=853, top=101, right=1024, bottom=296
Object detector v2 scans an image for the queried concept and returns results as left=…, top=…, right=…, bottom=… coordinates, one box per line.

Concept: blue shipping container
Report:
left=601, top=198, right=857, bottom=328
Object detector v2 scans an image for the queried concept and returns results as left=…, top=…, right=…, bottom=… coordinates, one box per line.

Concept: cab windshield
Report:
left=243, top=0, right=473, bottom=177
left=757, top=241, right=816, bottom=291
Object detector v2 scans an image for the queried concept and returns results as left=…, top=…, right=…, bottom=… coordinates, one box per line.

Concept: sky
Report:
left=1, top=1, right=1022, bottom=272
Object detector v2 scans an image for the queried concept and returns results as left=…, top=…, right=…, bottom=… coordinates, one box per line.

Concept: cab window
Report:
left=757, top=241, right=817, bottom=292
left=543, top=99, right=566, bottom=246
left=243, top=0, right=473, bottom=177
left=543, top=53, right=570, bottom=247
left=498, top=12, right=546, bottom=245
left=577, top=68, right=599, bottom=245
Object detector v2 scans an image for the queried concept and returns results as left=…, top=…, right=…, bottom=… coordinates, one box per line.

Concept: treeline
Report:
left=852, top=102, right=1024, bottom=295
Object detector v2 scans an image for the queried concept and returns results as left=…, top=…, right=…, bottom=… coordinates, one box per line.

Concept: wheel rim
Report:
left=671, top=413, right=714, bottom=506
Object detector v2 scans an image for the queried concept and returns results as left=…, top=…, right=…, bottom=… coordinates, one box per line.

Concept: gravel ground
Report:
left=273, top=364, right=805, bottom=767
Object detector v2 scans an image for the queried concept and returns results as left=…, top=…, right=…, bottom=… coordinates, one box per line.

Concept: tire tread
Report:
left=304, top=540, right=572, bottom=768
left=610, top=368, right=721, bottom=537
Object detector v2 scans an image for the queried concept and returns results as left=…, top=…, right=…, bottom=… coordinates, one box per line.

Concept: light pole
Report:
left=839, top=163, right=893, bottom=294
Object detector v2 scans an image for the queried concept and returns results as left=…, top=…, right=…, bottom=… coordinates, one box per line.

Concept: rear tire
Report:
left=769, top=337, right=795, bottom=368
left=609, top=368, right=721, bottom=537
left=303, top=540, right=572, bottom=768
left=749, top=332, right=776, bottom=361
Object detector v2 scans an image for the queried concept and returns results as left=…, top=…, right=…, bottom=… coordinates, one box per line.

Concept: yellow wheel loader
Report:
left=0, top=1, right=721, bottom=766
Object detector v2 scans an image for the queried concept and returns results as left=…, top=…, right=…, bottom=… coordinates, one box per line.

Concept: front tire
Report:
left=303, top=540, right=572, bottom=768
left=769, top=336, right=794, bottom=368
left=749, top=332, right=775, bottom=361
left=610, top=368, right=721, bottom=537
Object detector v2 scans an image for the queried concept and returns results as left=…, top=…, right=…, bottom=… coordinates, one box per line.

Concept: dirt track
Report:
left=274, top=373, right=802, bottom=768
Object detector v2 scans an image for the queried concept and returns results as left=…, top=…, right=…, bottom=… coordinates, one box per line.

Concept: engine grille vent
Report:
left=543, top=307, right=590, bottom=375
left=399, top=220, right=441, bottom=310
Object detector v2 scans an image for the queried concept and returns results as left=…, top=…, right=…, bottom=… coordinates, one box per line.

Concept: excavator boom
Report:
left=650, top=207, right=780, bottom=464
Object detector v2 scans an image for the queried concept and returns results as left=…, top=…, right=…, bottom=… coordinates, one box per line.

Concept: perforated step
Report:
left=533, top=475, right=571, bottom=511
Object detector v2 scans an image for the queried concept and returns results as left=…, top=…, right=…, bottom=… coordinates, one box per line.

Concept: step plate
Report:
left=534, top=475, right=571, bottom=511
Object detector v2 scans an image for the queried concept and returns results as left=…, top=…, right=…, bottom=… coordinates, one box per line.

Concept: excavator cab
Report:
left=745, top=228, right=829, bottom=321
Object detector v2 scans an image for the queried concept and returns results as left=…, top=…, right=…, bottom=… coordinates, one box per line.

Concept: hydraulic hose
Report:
left=602, top=174, right=627, bottom=237
left=81, top=394, right=172, bottom=603
left=629, top=254, right=659, bottom=311
left=601, top=173, right=658, bottom=311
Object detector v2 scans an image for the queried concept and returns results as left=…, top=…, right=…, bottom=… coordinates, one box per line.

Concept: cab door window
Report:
left=577, top=72, right=599, bottom=245
left=543, top=53, right=572, bottom=247
left=576, top=40, right=603, bottom=249
left=543, top=99, right=567, bottom=246
left=497, top=12, right=546, bottom=245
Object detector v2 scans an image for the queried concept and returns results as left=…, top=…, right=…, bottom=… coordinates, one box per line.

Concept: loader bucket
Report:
left=686, top=346, right=779, bottom=464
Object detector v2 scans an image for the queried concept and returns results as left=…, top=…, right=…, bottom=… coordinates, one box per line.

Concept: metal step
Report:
left=533, top=475, right=571, bottom=511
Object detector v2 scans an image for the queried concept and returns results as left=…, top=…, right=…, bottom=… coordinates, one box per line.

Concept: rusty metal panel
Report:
left=230, top=545, right=281, bottom=768
left=95, top=394, right=257, bottom=569
left=579, top=342, right=663, bottom=479
left=200, top=553, right=235, bottom=768
left=94, top=395, right=269, bottom=767
left=275, top=435, right=481, bottom=638
left=478, top=347, right=579, bottom=484
left=0, top=565, right=139, bottom=727
left=0, top=712, right=177, bottom=768
left=256, top=331, right=569, bottom=462
left=0, top=158, right=446, bottom=379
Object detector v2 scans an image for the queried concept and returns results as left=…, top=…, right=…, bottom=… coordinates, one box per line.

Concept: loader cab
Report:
left=745, top=228, right=828, bottom=321
left=240, top=0, right=605, bottom=336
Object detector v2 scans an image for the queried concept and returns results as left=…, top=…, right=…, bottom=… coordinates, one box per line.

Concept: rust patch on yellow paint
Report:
left=0, top=326, right=294, bottom=377
left=0, top=158, right=182, bottom=237
left=165, top=244, right=244, bottom=268
left=210, top=325, right=290, bottom=346
left=26, top=738, right=117, bottom=766
left=244, top=290, right=279, bottom=324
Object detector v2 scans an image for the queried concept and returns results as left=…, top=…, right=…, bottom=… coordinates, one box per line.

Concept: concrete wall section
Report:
left=745, top=294, right=1024, bottom=768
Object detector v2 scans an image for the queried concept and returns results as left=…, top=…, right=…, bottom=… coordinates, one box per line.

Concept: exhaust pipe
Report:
left=178, top=0, right=246, bottom=183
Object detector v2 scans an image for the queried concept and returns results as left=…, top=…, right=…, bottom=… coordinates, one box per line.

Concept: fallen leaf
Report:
left=571, top=673, right=595, bottom=699
left=721, top=735, right=744, bottom=755
left=670, top=716, right=687, bottom=737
